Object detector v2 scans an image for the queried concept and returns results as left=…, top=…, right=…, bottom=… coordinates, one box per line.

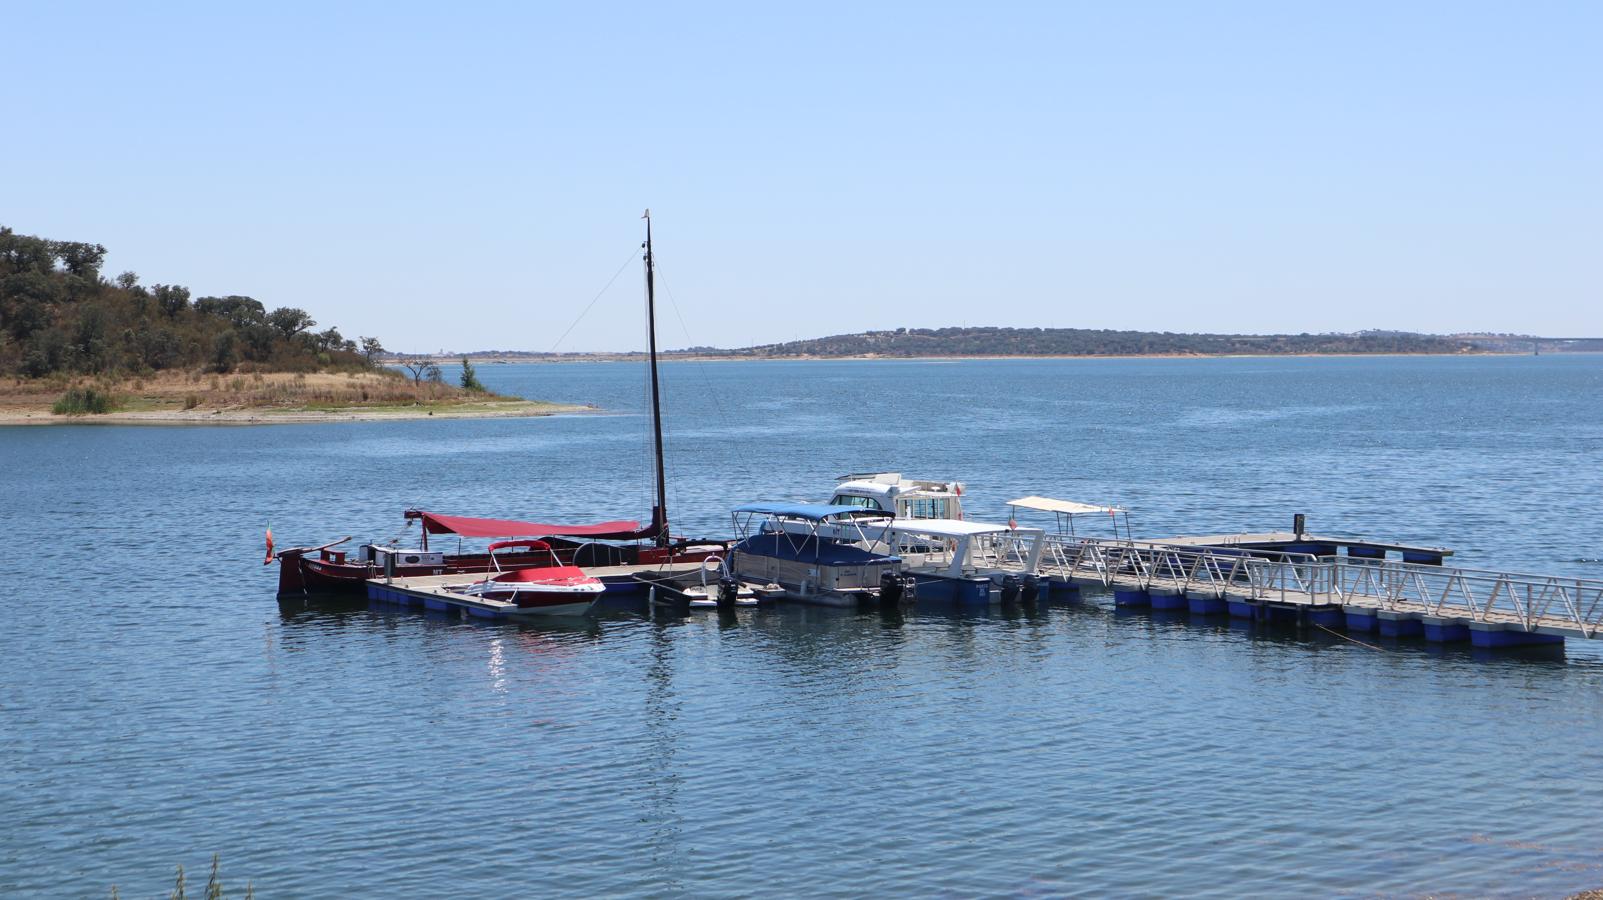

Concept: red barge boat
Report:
left=275, top=509, right=723, bottom=596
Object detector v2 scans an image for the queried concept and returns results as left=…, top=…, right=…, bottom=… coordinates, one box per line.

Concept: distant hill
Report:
left=423, top=327, right=1489, bottom=361
left=1450, top=333, right=1603, bottom=354
left=717, top=327, right=1478, bottom=358
left=398, top=329, right=1603, bottom=364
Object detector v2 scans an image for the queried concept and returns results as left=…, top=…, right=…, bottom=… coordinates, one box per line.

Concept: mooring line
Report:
left=1314, top=622, right=1392, bottom=652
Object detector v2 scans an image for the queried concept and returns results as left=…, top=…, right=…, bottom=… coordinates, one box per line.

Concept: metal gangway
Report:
left=973, top=533, right=1603, bottom=640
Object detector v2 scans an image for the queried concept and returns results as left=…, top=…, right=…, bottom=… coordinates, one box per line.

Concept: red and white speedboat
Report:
left=446, top=541, right=607, bottom=616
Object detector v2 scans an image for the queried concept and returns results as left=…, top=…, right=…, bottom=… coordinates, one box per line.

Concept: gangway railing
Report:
left=1011, top=535, right=1603, bottom=639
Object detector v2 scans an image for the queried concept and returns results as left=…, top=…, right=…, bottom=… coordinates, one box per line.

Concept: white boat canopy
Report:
left=888, top=518, right=1047, bottom=577
left=889, top=518, right=1037, bottom=539
left=1006, top=496, right=1133, bottom=540
left=1006, top=496, right=1123, bottom=515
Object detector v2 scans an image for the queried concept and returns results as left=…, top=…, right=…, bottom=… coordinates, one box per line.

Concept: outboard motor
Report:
left=1021, top=573, right=1042, bottom=604
left=1000, top=573, right=1023, bottom=604
left=879, top=572, right=916, bottom=607
left=718, top=576, right=740, bottom=609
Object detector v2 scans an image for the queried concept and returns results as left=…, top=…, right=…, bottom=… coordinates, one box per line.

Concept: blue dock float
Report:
left=1403, top=550, right=1446, bottom=566
left=910, top=574, right=993, bottom=607
left=1261, top=604, right=1303, bottom=625
left=1148, top=588, right=1186, bottom=610
left=1344, top=607, right=1379, bottom=633
left=1306, top=606, right=1344, bottom=627
left=1049, top=580, right=1081, bottom=602
left=1345, top=545, right=1386, bottom=560
left=1468, top=623, right=1565, bottom=649
left=1114, top=588, right=1150, bottom=607
left=1227, top=598, right=1257, bottom=619
left=1422, top=616, right=1470, bottom=643
left=1187, top=593, right=1228, bottom=615
left=1377, top=610, right=1424, bottom=638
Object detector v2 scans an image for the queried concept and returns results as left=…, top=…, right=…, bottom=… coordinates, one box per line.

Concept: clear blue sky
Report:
left=3, top=2, right=1598, bottom=351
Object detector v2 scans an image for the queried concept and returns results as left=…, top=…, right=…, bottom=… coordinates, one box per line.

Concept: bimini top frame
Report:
left=1007, top=496, right=1132, bottom=542
left=730, top=503, right=899, bottom=565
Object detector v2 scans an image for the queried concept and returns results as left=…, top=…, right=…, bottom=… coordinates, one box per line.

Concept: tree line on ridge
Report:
left=0, top=226, right=384, bottom=378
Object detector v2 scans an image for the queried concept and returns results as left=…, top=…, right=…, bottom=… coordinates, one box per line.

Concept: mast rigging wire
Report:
left=548, top=245, right=643, bottom=353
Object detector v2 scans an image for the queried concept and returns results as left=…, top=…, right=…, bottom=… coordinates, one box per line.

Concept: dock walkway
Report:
left=978, top=535, right=1602, bottom=647
left=1157, top=531, right=1453, bottom=564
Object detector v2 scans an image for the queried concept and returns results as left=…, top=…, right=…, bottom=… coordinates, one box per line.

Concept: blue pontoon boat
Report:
left=727, top=503, right=906, bottom=607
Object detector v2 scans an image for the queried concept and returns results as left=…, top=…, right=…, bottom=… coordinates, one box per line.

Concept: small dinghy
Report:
left=634, top=556, right=764, bottom=609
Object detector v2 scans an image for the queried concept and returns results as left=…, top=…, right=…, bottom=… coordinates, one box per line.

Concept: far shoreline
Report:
left=0, top=399, right=594, bottom=427
left=393, top=349, right=1569, bottom=365
left=0, top=370, right=593, bottom=427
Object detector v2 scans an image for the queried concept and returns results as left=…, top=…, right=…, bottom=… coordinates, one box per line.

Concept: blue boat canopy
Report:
left=732, top=502, right=894, bottom=521
left=733, top=533, right=901, bottom=566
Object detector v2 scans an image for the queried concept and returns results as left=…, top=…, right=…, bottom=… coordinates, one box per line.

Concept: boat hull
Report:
left=278, top=542, right=728, bottom=597
left=504, top=599, right=599, bottom=617
left=452, top=583, right=606, bottom=616
left=279, top=550, right=549, bottom=596
left=727, top=548, right=895, bottom=607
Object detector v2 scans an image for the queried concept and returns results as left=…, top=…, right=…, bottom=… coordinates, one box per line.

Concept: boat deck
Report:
left=1158, top=531, right=1453, bottom=563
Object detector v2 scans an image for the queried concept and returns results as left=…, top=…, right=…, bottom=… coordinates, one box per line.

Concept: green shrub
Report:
left=460, top=356, right=486, bottom=392
left=51, top=387, right=118, bottom=415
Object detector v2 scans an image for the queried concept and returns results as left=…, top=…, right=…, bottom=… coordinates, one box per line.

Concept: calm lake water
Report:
left=3, top=355, right=1603, bottom=897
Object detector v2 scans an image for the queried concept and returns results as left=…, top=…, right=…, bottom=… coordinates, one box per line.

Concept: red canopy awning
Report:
left=414, top=510, right=644, bottom=540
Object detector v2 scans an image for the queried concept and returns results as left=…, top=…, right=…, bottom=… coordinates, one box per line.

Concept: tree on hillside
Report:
left=196, top=295, right=266, bottom=328
left=460, top=355, right=485, bottom=392
left=211, top=331, right=238, bottom=373
left=360, top=336, right=384, bottom=364
left=52, top=241, right=106, bottom=278
left=0, top=225, right=389, bottom=379
left=267, top=307, right=315, bottom=339
left=313, top=326, right=354, bottom=354
left=401, top=359, right=440, bottom=385
left=151, top=284, right=190, bottom=318
left=241, top=323, right=278, bottom=361
left=0, top=227, right=55, bottom=273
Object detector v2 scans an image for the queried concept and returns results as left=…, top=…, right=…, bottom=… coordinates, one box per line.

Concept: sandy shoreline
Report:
left=0, top=400, right=593, bottom=426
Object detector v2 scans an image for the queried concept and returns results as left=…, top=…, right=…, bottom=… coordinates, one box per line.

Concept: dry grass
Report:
left=2, top=369, right=504, bottom=415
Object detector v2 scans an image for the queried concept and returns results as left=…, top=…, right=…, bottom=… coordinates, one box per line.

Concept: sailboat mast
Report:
left=643, top=210, right=669, bottom=547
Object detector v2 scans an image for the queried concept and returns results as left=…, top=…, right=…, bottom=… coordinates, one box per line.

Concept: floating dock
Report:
left=1020, top=536, right=1600, bottom=648
left=1158, top=532, right=1454, bottom=565
left=358, top=525, right=1600, bottom=652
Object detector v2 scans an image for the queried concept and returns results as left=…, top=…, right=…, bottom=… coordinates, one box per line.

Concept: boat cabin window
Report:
left=830, top=495, right=885, bottom=511
left=900, top=498, right=951, bottom=519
